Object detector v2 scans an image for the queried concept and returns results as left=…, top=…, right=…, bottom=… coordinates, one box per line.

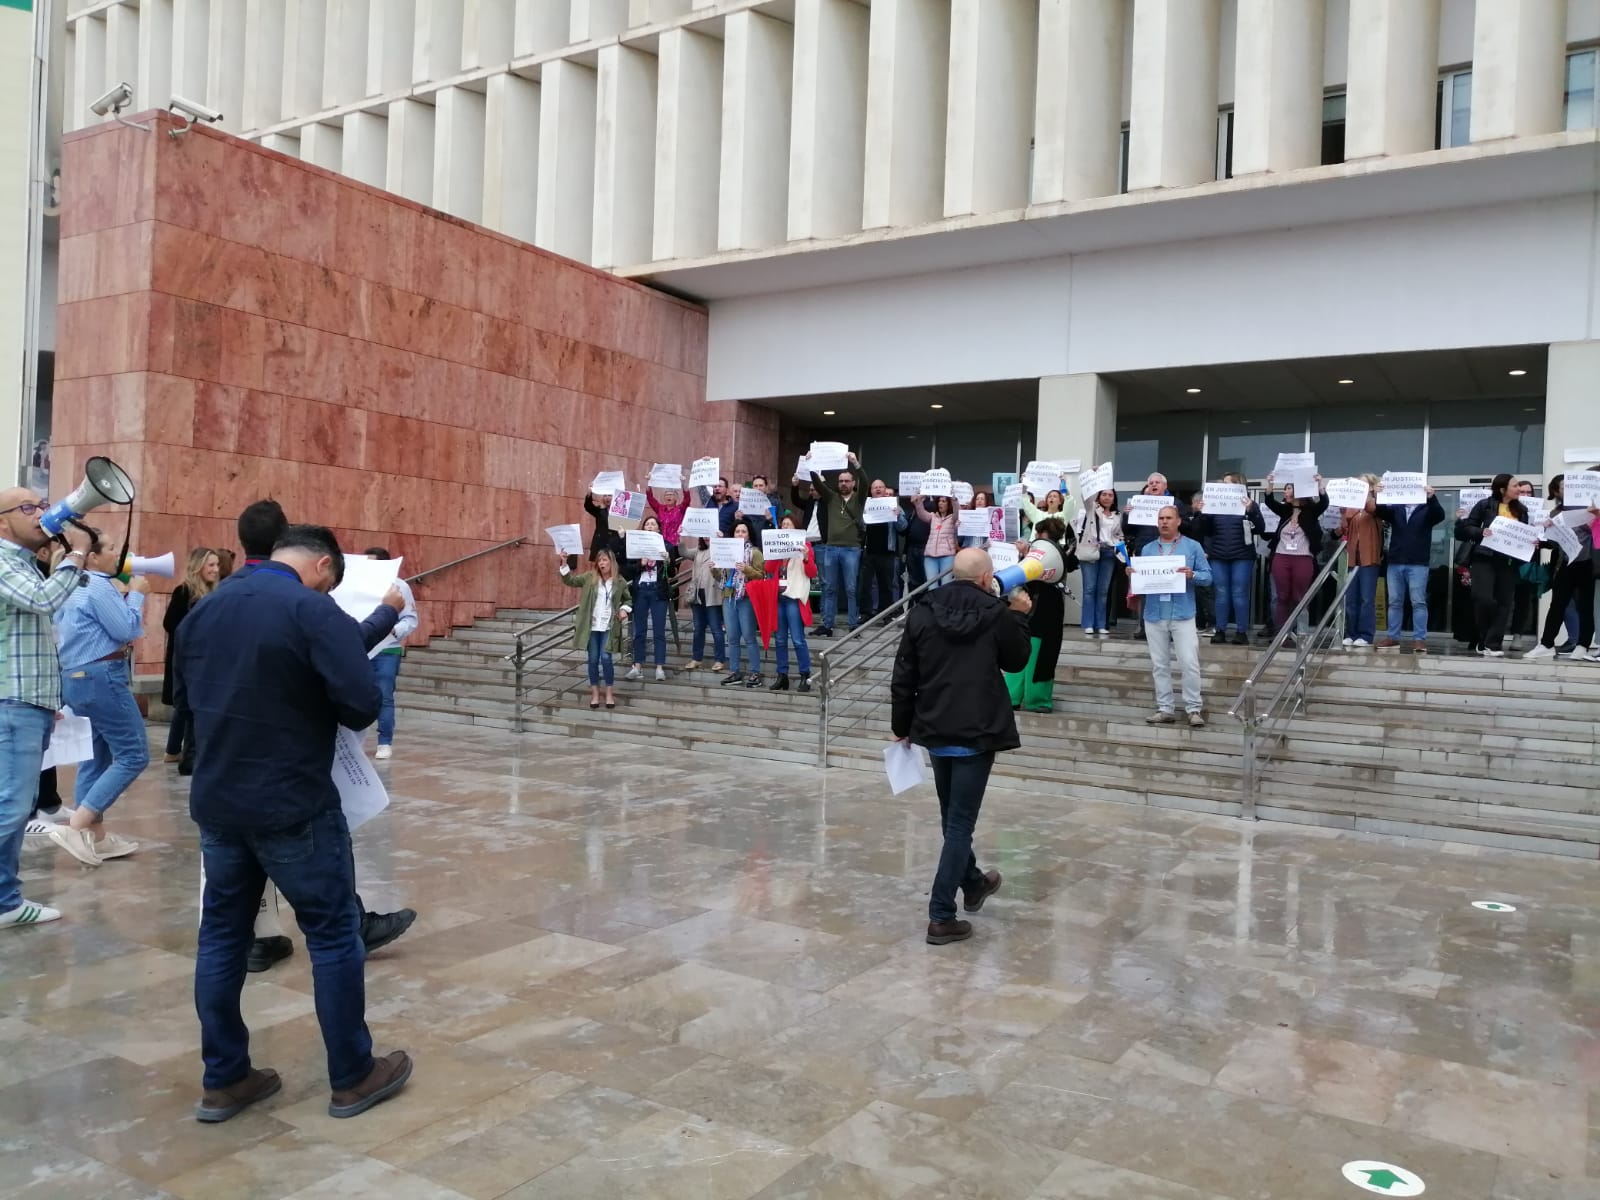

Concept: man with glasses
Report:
left=0, top=489, right=94, bottom=929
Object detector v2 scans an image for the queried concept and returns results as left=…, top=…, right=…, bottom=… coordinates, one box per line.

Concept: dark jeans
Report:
left=1541, top=561, right=1596, bottom=649
left=1210, top=557, right=1253, bottom=634
left=1344, top=564, right=1379, bottom=643
left=196, top=808, right=373, bottom=1091
left=371, top=652, right=400, bottom=744
left=906, top=548, right=928, bottom=593
left=858, top=552, right=898, bottom=617
left=631, top=582, right=667, bottom=666
left=691, top=602, right=725, bottom=662
left=165, top=698, right=194, bottom=758
left=1470, top=555, right=1518, bottom=650
left=775, top=596, right=811, bottom=674
left=928, top=751, right=995, bottom=922
left=586, top=630, right=615, bottom=686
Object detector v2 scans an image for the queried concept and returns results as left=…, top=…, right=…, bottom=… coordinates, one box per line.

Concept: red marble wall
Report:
left=52, top=114, right=779, bottom=673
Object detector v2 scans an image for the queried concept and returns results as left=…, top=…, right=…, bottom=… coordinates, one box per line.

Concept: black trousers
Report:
left=859, top=552, right=898, bottom=617
left=1470, top=556, right=1518, bottom=650
left=1540, top=561, right=1596, bottom=649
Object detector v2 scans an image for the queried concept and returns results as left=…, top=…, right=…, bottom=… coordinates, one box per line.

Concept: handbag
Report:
left=1074, top=510, right=1101, bottom=563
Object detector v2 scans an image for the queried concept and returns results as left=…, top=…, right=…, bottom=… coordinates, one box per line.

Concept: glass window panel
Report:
left=1114, top=410, right=1207, bottom=495
left=1428, top=399, right=1545, bottom=478
left=934, top=421, right=1028, bottom=497
left=1440, top=72, right=1472, bottom=148
left=1321, top=92, right=1346, bottom=164
left=1309, top=403, right=1426, bottom=478
left=1322, top=93, right=1346, bottom=122
left=1566, top=50, right=1596, bottom=132
left=1207, top=408, right=1308, bottom=482
left=847, top=426, right=936, bottom=490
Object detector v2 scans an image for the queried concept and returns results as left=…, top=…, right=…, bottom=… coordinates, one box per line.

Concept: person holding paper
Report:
left=1375, top=484, right=1445, bottom=653
left=582, top=490, right=627, bottom=563
left=622, top=514, right=677, bottom=682
left=361, top=549, right=417, bottom=760
left=1263, top=474, right=1329, bottom=647
left=176, top=525, right=413, bottom=1123
left=1004, top=518, right=1069, bottom=713
left=1523, top=475, right=1598, bottom=661
left=677, top=536, right=727, bottom=672
left=1133, top=507, right=1213, bottom=727
left=162, top=548, right=221, bottom=767
left=811, top=454, right=868, bottom=635
left=902, top=493, right=931, bottom=592
left=1018, top=488, right=1069, bottom=542
left=736, top=475, right=777, bottom=538
left=1454, top=473, right=1528, bottom=657
left=859, top=479, right=908, bottom=620
left=764, top=514, right=817, bottom=692
left=1192, top=474, right=1263, bottom=646
left=559, top=547, right=633, bottom=708
left=890, top=549, right=1032, bottom=946
left=1125, top=473, right=1180, bottom=640
left=719, top=520, right=767, bottom=687
left=714, top=477, right=740, bottom=536
left=646, top=485, right=689, bottom=548
left=915, top=493, right=960, bottom=589
left=1071, top=490, right=1124, bottom=636
left=957, top=490, right=995, bottom=549
left=1337, top=475, right=1382, bottom=649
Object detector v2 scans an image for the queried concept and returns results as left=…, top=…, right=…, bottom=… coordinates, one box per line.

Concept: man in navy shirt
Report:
left=177, top=525, right=412, bottom=1123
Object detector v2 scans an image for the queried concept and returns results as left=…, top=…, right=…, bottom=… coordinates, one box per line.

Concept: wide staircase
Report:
left=395, top=606, right=1600, bottom=859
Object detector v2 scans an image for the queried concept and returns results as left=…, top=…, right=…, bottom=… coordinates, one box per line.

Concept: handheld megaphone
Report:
left=40, top=456, right=136, bottom=536
left=118, top=552, right=175, bottom=580
left=994, top=540, right=1067, bottom=593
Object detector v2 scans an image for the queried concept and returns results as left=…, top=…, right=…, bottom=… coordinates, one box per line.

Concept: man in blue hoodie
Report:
left=1375, top=486, right=1444, bottom=653
left=1134, top=506, right=1213, bottom=728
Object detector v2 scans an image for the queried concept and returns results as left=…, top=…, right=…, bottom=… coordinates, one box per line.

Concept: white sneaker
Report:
left=654, top=666, right=666, bottom=681
left=32, top=807, right=66, bottom=825
left=627, top=664, right=642, bottom=681
left=1478, top=647, right=1506, bottom=658
left=0, top=900, right=61, bottom=929
left=375, top=744, right=392, bottom=760
left=22, top=820, right=55, bottom=842
left=1353, top=639, right=1371, bottom=648
left=1566, top=645, right=1590, bottom=661
left=46, top=825, right=102, bottom=867
left=1523, top=644, right=1556, bottom=660
left=1341, top=637, right=1355, bottom=648
left=94, top=833, right=139, bottom=860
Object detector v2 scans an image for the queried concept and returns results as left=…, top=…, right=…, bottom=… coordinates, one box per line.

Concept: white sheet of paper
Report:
left=679, top=507, right=719, bottom=539
left=591, top=470, right=626, bottom=495
left=921, top=468, right=952, bottom=497
left=1259, top=509, right=1280, bottom=534
left=795, top=455, right=814, bottom=481
left=1458, top=486, right=1491, bottom=509
left=1130, top=555, right=1188, bottom=595
left=898, top=471, right=924, bottom=497
left=958, top=508, right=991, bottom=538
left=1023, top=461, right=1061, bottom=495
left=1127, top=495, right=1173, bottom=526
left=1481, top=516, right=1540, bottom=562
left=1545, top=519, right=1582, bottom=561
left=805, top=504, right=821, bottom=542
left=1203, top=482, right=1247, bottom=516
left=43, top=709, right=93, bottom=769
left=688, top=457, right=720, bottom=489
left=883, top=740, right=926, bottom=796
left=1377, top=471, right=1426, bottom=505
left=988, top=543, right=1019, bottom=570
left=863, top=496, right=900, bottom=525
left=330, top=555, right=401, bottom=625
left=1562, top=470, right=1600, bottom=508
left=546, top=524, right=584, bottom=556
left=648, top=463, right=683, bottom=490
left=608, top=491, right=647, bottom=529
left=739, top=487, right=770, bottom=515
left=952, top=482, right=975, bottom=506
left=1057, top=459, right=1082, bottom=474
left=1564, top=446, right=1600, bottom=464
left=1523, top=497, right=1549, bottom=525
left=1003, top=483, right=1026, bottom=507
left=1273, top=452, right=1318, bottom=498
left=761, top=529, right=806, bottom=560
left=1078, top=463, right=1113, bottom=500
left=808, top=441, right=849, bottom=471
left=1325, top=477, right=1371, bottom=510
left=626, top=530, right=666, bottom=560
left=1559, top=506, right=1594, bottom=528
left=333, top=726, right=390, bottom=830
left=710, top=537, right=746, bottom=569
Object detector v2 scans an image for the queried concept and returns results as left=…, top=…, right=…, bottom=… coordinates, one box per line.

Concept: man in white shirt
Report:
left=362, top=548, right=417, bottom=762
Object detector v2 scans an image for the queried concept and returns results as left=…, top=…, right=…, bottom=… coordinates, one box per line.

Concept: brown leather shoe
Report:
left=195, top=1067, right=281, bottom=1123
left=926, top=919, right=973, bottom=945
left=328, top=1050, right=413, bottom=1119
left=963, top=870, right=1003, bottom=913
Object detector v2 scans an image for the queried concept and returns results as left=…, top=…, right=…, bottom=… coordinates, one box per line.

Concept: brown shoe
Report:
left=926, top=919, right=973, bottom=945
left=963, top=870, right=1002, bottom=913
left=328, top=1050, right=412, bottom=1119
left=1377, top=638, right=1399, bottom=649
left=195, top=1067, right=281, bottom=1123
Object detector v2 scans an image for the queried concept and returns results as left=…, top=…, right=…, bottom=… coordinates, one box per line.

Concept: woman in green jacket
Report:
left=559, top=548, right=633, bottom=710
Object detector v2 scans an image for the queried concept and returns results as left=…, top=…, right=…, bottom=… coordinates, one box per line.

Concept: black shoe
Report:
left=246, top=936, right=293, bottom=973
left=1210, top=630, right=1227, bottom=645
left=796, top=674, right=811, bottom=693
left=814, top=627, right=833, bottom=638
left=1231, top=632, right=1249, bottom=646
left=177, top=758, right=195, bottom=777
left=721, top=672, right=742, bottom=686
left=743, top=673, right=762, bottom=688
left=1554, top=642, right=1576, bottom=655
left=360, top=909, right=417, bottom=955
left=769, top=674, right=790, bottom=691
left=1135, top=629, right=1147, bottom=641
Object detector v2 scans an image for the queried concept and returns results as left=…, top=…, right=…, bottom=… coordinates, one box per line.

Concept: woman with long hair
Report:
left=720, top=519, right=766, bottom=687
left=679, top=534, right=726, bottom=672
left=162, top=547, right=221, bottom=767
left=1455, top=471, right=1527, bottom=657
left=765, top=513, right=817, bottom=691
left=1262, top=473, right=1328, bottom=649
left=1522, top=474, right=1597, bottom=660
left=959, top=490, right=994, bottom=549
left=559, top=547, right=632, bottom=709
left=916, top=493, right=960, bottom=586
left=1020, top=488, right=1070, bottom=540
left=1005, top=516, right=1069, bottom=712
left=1338, top=473, right=1381, bottom=648
left=622, top=512, right=677, bottom=681
left=1193, top=473, right=1264, bottom=646
left=1072, top=489, right=1123, bottom=636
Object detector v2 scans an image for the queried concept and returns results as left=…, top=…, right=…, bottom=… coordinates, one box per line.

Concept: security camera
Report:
left=89, top=82, right=134, bottom=117
left=169, top=95, right=223, bottom=124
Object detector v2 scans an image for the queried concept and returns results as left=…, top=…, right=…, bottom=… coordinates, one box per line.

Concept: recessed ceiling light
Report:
left=822, top=409, right=835, bottom=416
left=930, top=403, right=944, bottom=409
left=1508, top=369, right=1527, bottom=377
left=1337, top=378, right=1354, bottom=385
left=1186, top=387, right=1202, bottom=394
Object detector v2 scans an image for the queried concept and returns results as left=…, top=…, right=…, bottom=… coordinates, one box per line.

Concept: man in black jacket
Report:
left=1375, top=486, right=1444, bottom=652
left=891, top=548, right=1033, bottom=945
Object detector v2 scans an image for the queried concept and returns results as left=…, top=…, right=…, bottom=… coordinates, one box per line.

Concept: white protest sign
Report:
left=1377, top=471, right=1426, bottom=505
left=739, top=487, right=770, bottom=515
left=546, top=524, right=584, bottom=556
left=1078, top=463, right=1113, bottom=500
left=1545, top=519, right=1582, bottom=561
left=808, top=441, right=849, bottom=471
left=1129, top=555, right=1189, bottom=596
left=795, top=455, right=814, bottom=481
left=1559, top=506, right=1594, bottom=527
left=863, top=496, right=900, bottom=525
left=1057, top=459, right=1082, bottom=474
left=648, top=463, right=683, bottom=490
left=1203, top=482, right=1247, bottom=516
left=1564, top=447, right=1600, bottom=464
left=1524, top=497, right=1549, bottom=525
left=1273, top=452, right=1318, bottom=498
left=710, top=537, right=746, bottom=569
left=679, top=507, right=719, bottom=539
left=334, top=726, right=389, bottom=830
left=1003, top=483, right=1026, bottom=507
left=1127, top=495, right=1174, bottom=527
left=591, top=470, right=626, bottom=495
left=1481, top=516, right=1541, bottom=562
left=1259, top=509, right=1281, bottom=534
left=608, top=490, right=647, bottom=528
left=988, top=542, right=1019, bottom=570
left=1325, top=477, right=1372, bottom=510
left=805, top=504, right=821, bottom=542
left=625, top=530, right=666, bottom=561
left=991, top=507, right=1011, bottom=543
left=1563, top=470, right=1600, bottom=507
left=898, top=471, right=924, bottom=497
left=1023, top=461, right=1061, bottom=495
left=688, top=456, right=720, bottom=490
left=330, top=555, right=401, bottom=625
left=921, top=468, right=952, bottom=497
left=1458, top=486, right=1491, bottom=510
left=952, top=481, right=974, bottom=506
left=43, top=709, right=93, bottom=769
left=761, top=529, right=807, bottom=561
left=958, top=508, right=991, bottom=539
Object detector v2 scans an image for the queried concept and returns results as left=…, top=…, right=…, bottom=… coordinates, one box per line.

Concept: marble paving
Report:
left=0, top=723, right=1596, bottom=1199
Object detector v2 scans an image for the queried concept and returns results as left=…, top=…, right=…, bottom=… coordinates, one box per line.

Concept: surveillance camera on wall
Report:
left=89, top=82, right=134, bottom=117
left=169, top=95, right=223, bottom=124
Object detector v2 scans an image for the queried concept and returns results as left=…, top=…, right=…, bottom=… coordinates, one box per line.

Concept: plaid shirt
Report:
left=0, top=540, right=84, bottom=711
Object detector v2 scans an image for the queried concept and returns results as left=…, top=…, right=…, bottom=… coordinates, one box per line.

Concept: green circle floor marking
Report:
left=1470, top=900, right=1517, bottom=913
left=1342, top=1161, right=1425, bottom=1195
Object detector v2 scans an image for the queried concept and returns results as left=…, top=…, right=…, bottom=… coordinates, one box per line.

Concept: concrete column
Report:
left=72, top=14, right=106, bottom=129
left=386, top=97, right=436, bottom=204
left=242, top=0, right=286, bottom=131
left=1127, top=0, right=1221, bottom=190
left=414, top=0, right=463, bottom=83
left=944, top=0, right=1037, bottom=217
left=301, top=120, right=344, bottom=168
left=1038, top=374, right=1117, bottom=478
left=1544, top=342, right=1600, bottom=480
left=136, top=0, right=174, bottom=112
left=536, top=58, right=598, bottom=261
left=207, top=0, right=246, bottom=132
left=172, top=0, right=211, bottom=100
left=342, top=108, right=388, bottom=186
left=718, top=11, right=793, bottom=251
left=863, top=0, right=950, bottom=229
left=1469, top=0, right=1566, bottom=144
left=261, top=133, right=301, bottom=156
left=788, top=0, right=868, bottom=240
left=593, top=44, right=658, bottom=268
left=1031, top=0, right=1124, bottom=204
left=571, top=0, right=628, bottom=43
left=323, top=0, right=370, bottom=108
left=514, top=0, right=568, bottom=56
left=1344, top=0, right=1441, bottom=159
left=484, top=73, right=540, bottom=242
left=282, top=0, right=327, bottom=121
left=367, top=0, right=414, bottom=96
left=463, top=0, right=515, bottom=70
left=654, top=27, right=723, bottom=260
left=105, top=3, right=141, bottom=97
left=434, top=86, right=487, bottom=221
left=1232, top=0, right=1324, bottom=175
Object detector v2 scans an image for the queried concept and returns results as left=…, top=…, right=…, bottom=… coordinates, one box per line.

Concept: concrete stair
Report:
left=396, top=609, right=1600, bottom=858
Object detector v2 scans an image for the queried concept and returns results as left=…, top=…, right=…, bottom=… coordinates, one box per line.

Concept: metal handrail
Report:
left=406, top=536, right=526, bottom=584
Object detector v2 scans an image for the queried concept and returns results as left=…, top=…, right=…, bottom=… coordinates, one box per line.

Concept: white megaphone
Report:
left=122, top=552, right=176, bottom=579
left=40, top=456, right=137, bottom=536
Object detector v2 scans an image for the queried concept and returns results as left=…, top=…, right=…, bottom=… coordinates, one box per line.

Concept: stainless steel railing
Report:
left=405, top=536, right=526, bottom=584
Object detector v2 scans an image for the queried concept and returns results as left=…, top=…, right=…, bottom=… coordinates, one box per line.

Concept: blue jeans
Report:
left=822, top=545, right=861, bottom=629
left=631, top=582, right=667, bottom=666
left=724, top=596, right=760, bottom=673
left=196, top=808, right=372, bottom=1090
left=1386, top=564, right=1430, bottom=643
left=586, top=630, right=615, bottom=686
left=370, top=653, right=400, bottom=744
left=1345, top=564, right=1379, bottom=643
left=924, top=554, right=955, bottom=590
left=0, top=701, right=52, bottom=914
left=1211, top=557, right=1254, bottom=634
left=691, top=603, right=725, bottom=662
left=1080, top=556, right=1114, bottom=629
left=775, top=597, right=811, bottom=675
left=60, top=659, right=149, bottom=815
left=928, top=751, right=994, bottom=922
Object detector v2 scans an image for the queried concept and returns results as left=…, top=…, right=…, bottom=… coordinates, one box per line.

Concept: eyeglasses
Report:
left=0, top=503, right=45, bottom=517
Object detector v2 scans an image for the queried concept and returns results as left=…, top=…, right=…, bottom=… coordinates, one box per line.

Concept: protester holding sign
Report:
left=915, top=493, right=960, bottom=589
left=1374, top=483, right=1444, bottom=653
left=1192, top=473, right=1264, bottom=646
left=763, top=514, right=817, bottom=691
left=719, top=520, right=767, bottom=687
left=860, top=480, right=908, bottom=621
left=646, top=484, right=689, bottom=547
left=560, top=548, right=632, bottom=709
left=1131, top=507, right=1213, bottom=727
left=1018, top=488, right=1069, bottom=541
left=1125, top=473, right=1177, bottom=640
left=1337, top=475, right=1382, bottom=648
left=677, top=536, right=726, bottom=672
left=1453, top=472, right=1527, bottom=657
left=1072, top=489, right=1123, bottom=636
left=1005, top=517, right=1069, bottom=713
left=622, top=515, right=677, bottom=682
left=1263, top=473, right=1328, bottom=648
left=810, top=453, right=868, bottom=636
left=583, top=490, right=626, bottom=563
left=959, top=490, right=995, bottom=549
left=1523, top=474, right=1598, bottom=661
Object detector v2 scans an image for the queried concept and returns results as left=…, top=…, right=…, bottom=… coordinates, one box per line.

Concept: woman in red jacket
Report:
left=766, top=514, right=817, bottom=692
